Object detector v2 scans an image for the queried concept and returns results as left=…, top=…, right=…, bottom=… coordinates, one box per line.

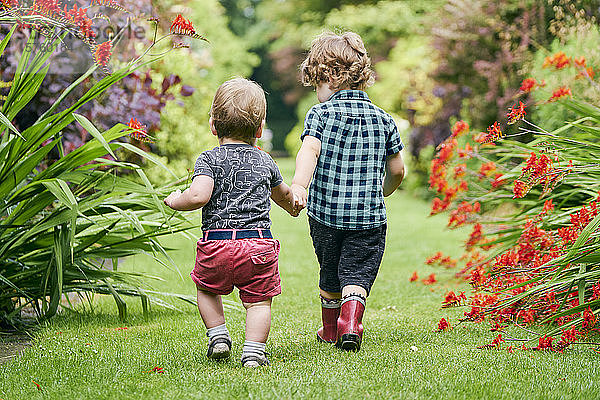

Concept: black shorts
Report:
left=308, top=217, right=386, bottom=295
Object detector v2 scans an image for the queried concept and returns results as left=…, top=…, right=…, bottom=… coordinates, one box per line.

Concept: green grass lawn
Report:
left=1, top=158, right=599, bottom=399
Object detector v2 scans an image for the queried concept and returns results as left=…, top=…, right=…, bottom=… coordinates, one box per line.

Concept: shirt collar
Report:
left=328, top=89, right=371, bottom=102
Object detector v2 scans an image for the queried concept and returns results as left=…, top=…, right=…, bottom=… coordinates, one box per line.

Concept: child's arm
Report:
left=291, top=136, right=321, bottom=209
left=271, top=182, right=299, bottom=217
left=164, top=175, right=214, bottom=211
left=383, top=151, right=405, bottom=197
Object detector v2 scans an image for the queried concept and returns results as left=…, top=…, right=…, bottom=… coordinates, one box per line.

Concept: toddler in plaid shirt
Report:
left=291, top=31, right=405, bottom=351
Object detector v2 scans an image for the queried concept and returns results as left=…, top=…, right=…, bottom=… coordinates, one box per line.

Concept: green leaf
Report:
left=73, top=113, right=117, bottom=159
left=0, top=25, right=17, bottom=58
left=42, top=179, right=78, bottom=210
left=117, top=142, right=178, bottom=178
left=0, top=109, right=24, bottom=140
left=43, top=224, right=69, bottom=320
left=106, top=280, right=127, bottom=321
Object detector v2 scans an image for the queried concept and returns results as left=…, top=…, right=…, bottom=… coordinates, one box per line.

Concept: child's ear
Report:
left=255, top=119, right=265, bottom=139
left=209, top=117, right=219, bottom=137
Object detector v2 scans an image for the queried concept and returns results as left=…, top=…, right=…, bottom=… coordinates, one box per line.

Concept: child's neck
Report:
left=219, top=137, right=255, bottom=146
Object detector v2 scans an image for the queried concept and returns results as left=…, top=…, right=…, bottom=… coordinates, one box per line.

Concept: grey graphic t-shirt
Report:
left=192, top=143, right=283, bottom=231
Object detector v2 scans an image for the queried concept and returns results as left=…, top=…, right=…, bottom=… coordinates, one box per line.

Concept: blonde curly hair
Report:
left=300, top=31, right=375, bottom=91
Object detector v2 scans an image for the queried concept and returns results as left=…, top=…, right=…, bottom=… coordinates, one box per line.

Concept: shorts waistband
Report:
left=202, top=229, right=273, bottom=241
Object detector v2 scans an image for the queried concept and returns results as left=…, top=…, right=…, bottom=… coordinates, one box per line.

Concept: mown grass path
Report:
left=1, top=159, right=599, bottom=399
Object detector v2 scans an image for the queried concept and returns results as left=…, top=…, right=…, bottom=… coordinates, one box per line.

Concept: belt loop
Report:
left=258, top=229, right=264, bottom=239
left=231, top=229, right=236, bottom=240
left=202, top=231, right=207, bottom=241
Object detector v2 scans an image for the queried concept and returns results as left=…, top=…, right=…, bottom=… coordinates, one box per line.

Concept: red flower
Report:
left=478, top=162, right=497, bottom=179
left=63, top=4, right=95, bottom=39
left=409, top=271, right=418, bottom=282
left=451, top=120, right=469, bottom=138
left=592, top=282, right=600, bottom=300
left=437, top=318, right=450, bottom=331
left=548, top=86, right=572, bottom=102
left=1, top=0, right=19, bottom=7
left=491, top=173, right=506, bottom=188
left=573, top=56, right=586, bottom=67
left=519, top=78, right=537, bottom=93
left=512, top=180, right=529, bottom=199
left=583, top=307, right=596, bottom=330
left=442, top=291, right=464, bottom=308
left=453, top=164, right=466, bottom=179
left=115, top=327, right=128, bottom=331
left=30, top=0, right=62, bottom=17
left=576, top=66, right=595, bottom=80
left=490, top=321, right=506, bottom=332
left=463, top=306, right=482, bottom=322
left=422, top=273, right=437, bottom=285
left=475, top=122, right=503, bottom=144
left=430, top=197, right=450, bottom=215
left=32, top=380, right=42, bottom=391
left=94, top=40, right=112, bottom=68
left=543, top=51, right=571, bottom=70
left=466, top=224, right=483, bottom=250
left=151, top=366, right=164, bottom=373
left=533, top=335, right=554, bottom=351
left=507, top=101, right=526, bottom=124
left=458, top=143, right=474, bottom=159
left=128, top=118, right=153, bottom=143
left=559, top=326, right=580, bottom=346
left=448, top=201, right=480, bottom=228
left=477, top=334, right=505, bottom=349
left=425, top=252, right=443, bottom=264
left=541, top=199, right=554, bottom=214
left=440, top=256, right=457, bottom=268
left=169, top=14, right=206, bottom=40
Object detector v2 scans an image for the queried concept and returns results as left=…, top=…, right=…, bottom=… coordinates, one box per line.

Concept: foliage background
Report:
left=6, top=0, right=598, bottom=188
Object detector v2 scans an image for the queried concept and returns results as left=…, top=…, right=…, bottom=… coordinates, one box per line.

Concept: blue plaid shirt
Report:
left=301, top=90, right=404, bottom=230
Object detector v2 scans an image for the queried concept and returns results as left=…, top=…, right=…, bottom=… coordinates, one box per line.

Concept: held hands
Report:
left=291, top=183, right=307, bottom=215
left=163, top=189, right=182, bottom=209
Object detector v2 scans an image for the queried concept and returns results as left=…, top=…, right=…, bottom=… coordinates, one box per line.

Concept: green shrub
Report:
left=0, top=7, right=199, bottom=325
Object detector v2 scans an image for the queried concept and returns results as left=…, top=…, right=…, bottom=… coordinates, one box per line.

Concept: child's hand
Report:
left=164, top=189, right=182, bottom=209
left=291, top=184, right=307, bottom=212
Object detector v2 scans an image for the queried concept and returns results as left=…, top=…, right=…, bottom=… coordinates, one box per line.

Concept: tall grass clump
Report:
left=0, top=2, right=206, bottom=326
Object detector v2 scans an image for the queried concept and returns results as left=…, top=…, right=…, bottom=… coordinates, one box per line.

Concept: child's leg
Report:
left=243, top=299, right=271, bottom=341
left=196, top=288, right=226, bottom=328
left=241, top=299, right=271, bottom=366
left=309, top=218, right=345, bottom=343
left=336, top=224, right=387, bottom=351
left=341, top=285, right=367, bottom=298
left=197, top=288, right=231, bottom=359
left=318, top=290, right=342, bottom=343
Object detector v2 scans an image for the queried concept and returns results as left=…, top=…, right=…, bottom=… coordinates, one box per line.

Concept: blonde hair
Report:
left=300, top=31, right=375, bottom=91
left=210, top=78, right=266, bottom=143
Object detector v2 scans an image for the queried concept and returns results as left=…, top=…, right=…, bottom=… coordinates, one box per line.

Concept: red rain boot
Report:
left=336, top=296, right=365, bottom=351
left=317, top=303, right=340, bottom=343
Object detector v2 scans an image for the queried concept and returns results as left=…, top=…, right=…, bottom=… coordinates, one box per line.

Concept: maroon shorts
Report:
left=191, top=237, right=281, bottom=303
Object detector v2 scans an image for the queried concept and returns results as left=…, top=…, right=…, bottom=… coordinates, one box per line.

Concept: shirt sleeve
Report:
left=300, top=106, right=323, bottom=141
left=267, top=155, right=284, bottom=188
left=386, top=117, right=404, bottom=156
left=192, top=152, right=213, bottom=180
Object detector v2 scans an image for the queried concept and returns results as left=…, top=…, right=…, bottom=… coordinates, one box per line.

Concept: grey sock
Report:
left=206, top=323, right=230, bottom=344
left=320, top=295, right=341, bottom=308
left=242, top=340, right=266, bottom=359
